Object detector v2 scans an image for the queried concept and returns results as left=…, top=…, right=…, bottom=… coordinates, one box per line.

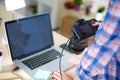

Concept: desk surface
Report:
left=0, top=3, right=85, bottom=80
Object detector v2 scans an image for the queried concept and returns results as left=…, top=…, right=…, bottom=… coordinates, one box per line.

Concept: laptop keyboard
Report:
left=22, top=49, right=62, bottom=70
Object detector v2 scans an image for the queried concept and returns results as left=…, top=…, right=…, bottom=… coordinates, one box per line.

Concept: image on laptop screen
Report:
left=5, top=13, right=54, bottom=60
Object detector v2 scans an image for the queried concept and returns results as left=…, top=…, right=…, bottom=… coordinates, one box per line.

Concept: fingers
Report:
left=51, top=71, right=62, bottom=80
left=92, top=22, right=100, bottom=26
left=50, top=71, right=73, bottom=80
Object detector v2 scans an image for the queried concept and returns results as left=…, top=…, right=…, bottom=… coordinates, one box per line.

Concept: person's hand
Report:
left=49, top=71, right=73, bottom=80
left=92, top=22, right=101, bottom=27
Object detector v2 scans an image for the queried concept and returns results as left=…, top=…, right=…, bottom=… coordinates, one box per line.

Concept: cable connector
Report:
left=12, top=66, right=20, bottom=72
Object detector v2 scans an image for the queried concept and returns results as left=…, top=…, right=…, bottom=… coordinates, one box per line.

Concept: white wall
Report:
left=37, top=0, right=62, bottom=29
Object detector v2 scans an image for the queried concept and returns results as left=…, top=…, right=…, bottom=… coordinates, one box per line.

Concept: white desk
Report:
left=0, top=3, right=84, bottom=80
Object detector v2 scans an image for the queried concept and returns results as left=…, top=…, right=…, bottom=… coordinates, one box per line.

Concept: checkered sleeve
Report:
left=76, top=0, right=120, bottom=79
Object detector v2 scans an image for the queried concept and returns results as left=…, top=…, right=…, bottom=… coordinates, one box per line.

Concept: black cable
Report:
left=59, top=37, right=72, bottom=80
left=12, top=67, right=23, bottom=79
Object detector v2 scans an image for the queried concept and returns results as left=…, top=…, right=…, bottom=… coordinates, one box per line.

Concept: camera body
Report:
left=68, top=18, right=98, bottom=53
left=71, top=18, right=98, bottom=40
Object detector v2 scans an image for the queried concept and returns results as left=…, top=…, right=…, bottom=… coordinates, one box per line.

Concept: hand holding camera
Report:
left=60, top=18, right=100, bottom=54
left=68, top=18, right=99, bottom=53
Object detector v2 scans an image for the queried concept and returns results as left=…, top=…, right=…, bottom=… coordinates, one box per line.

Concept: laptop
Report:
left=5, top=13, right=73, bottom=79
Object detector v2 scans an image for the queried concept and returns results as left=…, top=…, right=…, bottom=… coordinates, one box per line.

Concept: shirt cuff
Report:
left=76, top=67, right=93, bottom=80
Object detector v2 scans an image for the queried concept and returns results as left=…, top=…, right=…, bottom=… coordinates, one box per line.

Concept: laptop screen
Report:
left=5, top=13, right=54, bottom=60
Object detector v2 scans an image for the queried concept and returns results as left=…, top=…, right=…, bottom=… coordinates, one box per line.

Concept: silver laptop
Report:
left=5, top=13, right=73, bottom=79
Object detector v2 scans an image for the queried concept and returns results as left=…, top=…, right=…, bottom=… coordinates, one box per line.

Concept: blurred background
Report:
left=0, top=0, right=109, bottom=38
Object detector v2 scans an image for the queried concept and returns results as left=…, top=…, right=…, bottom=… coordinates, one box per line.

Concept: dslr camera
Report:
left=68, top=18, right=98, bottom=53
left=71, top=18, right=98, bottom=40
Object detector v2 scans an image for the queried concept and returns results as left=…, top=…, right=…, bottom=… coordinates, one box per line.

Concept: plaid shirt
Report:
left=76, top=0, right=120, bottom=80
